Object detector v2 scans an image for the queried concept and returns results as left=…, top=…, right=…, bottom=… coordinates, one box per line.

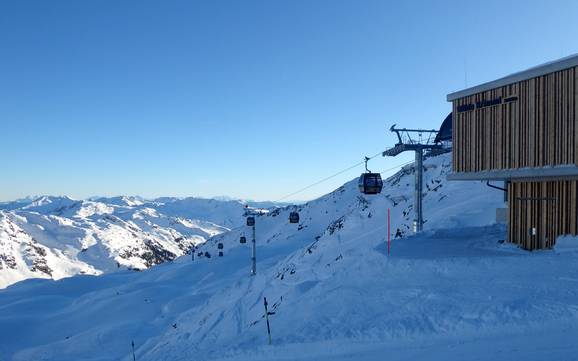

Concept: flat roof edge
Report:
left=447, top=165, right=578, bottom=181
left=447, top=54, right=578, bottom=101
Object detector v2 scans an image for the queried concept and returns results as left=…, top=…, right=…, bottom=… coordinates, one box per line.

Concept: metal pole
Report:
left=251, top=223, right=256, bottom=276
left=414, top=149, right=423, bottom=233
left=264, top=297, right=272, bottom=345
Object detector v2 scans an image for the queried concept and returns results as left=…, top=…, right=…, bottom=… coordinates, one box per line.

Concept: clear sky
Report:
left=2, top=0, right=578, bottom=202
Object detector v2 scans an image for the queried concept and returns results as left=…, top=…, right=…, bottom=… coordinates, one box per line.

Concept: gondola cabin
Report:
left=358, top=173, right=383, bottom=195
left=289, top=211, right=300, bottom=224
left=240, top=236, right=247, bottom=244
left=246, top=216, right=255, bottom=227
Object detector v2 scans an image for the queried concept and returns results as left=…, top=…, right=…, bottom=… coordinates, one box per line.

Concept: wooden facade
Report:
left=452, top=66, right=578, bottom=173
left=448, top=59, right=578, bottom=250
left=508, top=181, right=578, bottom=250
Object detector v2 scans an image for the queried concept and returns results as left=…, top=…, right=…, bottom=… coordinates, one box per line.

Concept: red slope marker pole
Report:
left=387, top=208, right=391, bottom=256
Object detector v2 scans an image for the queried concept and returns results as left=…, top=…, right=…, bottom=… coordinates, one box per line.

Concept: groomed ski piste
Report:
left=2, top=153, right=578, bottom=361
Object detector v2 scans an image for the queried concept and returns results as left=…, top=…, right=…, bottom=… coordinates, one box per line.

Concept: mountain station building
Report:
left=447, top=55, right=578, bottom=250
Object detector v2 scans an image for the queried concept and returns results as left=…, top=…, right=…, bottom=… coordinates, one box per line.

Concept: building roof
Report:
left=434, top=112, right=452, bottom=143
left=447, top=164, right=578, bottom=181
left=447, top=53, right=578, bottom=101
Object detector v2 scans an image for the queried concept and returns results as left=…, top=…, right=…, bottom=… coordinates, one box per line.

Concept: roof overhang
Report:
left=447, top=165, right=578, bottom=182
left=447, top=54, right=578, bottom=101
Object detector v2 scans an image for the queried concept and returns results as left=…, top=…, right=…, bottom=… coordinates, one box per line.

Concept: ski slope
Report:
left=2, top=153, right=578, bottom=360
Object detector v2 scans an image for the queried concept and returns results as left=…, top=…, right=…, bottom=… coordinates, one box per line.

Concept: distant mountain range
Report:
left=0, top=195, right=277, bottom=288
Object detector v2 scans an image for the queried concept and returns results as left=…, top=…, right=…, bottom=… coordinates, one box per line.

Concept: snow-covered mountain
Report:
left=6, top=153, right=570, bottom=361
left=0, top=196, right=258, bottom=288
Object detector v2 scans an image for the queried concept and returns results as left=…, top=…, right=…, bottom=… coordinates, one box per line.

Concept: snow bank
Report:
left=555, top=235, right=578, bottom=252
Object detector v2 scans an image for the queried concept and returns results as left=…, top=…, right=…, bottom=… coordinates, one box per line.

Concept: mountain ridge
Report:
left=0, top=195, right=273, bottom=288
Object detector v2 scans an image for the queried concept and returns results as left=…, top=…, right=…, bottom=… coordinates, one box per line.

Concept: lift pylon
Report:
left=383, top=125, right=442, bottom=233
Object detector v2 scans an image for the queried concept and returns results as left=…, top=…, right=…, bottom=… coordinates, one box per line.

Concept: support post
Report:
left=264, top=297, right=272, bottom=345
left=251, top=224, right=256, bottom=276
left=414, top=149, right=423, bottom=233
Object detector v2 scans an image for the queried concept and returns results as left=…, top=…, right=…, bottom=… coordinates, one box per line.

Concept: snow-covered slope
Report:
left=5, top=153, right=576, bottom=360
left=0, top=196, right=254, bottom=288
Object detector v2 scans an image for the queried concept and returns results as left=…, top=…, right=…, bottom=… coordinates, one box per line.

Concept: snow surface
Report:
left=2, top=153, right=577, bottom=360
left=0, top=196, right=254, bottom=288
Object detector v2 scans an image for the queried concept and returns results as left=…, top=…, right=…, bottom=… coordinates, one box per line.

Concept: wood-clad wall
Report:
left=508, top=181, right=578, bottom=249
left=452, top=66, right=578, bottom=173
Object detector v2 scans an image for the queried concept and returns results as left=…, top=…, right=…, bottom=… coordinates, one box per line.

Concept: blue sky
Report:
left=2, top=0, right=578, bottom=202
